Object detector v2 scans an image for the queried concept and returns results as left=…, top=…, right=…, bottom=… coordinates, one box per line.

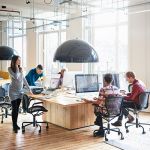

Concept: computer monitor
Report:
left=75, top=74, right=99, bottom=93
left=63, top=72, right=75, bottom=88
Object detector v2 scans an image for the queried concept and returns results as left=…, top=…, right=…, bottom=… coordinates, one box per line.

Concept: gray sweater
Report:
left=8, top=67, right=30, bottom=101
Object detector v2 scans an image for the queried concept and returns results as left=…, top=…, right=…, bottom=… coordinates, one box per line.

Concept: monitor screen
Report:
left=63, top=72, right=75, bottom=88
left=75, top=74, right=99, bottom=93
left=50, top=78, right=60, bottom=89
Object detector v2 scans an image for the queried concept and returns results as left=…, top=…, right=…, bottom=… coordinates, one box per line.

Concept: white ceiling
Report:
left=0, top=0, right=150, bottom=21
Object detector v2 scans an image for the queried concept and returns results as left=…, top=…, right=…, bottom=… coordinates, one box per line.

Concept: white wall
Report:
left=128, top=5, right=150, bottom=88
left=26, top=21, right=38, bottom=72
left=65, top=11, right=83, bottom=72
left=0, top=21, right=10, bottom=71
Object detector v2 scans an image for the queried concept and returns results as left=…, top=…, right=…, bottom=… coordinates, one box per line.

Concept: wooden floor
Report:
left=0, top=112, right=150, bottom=150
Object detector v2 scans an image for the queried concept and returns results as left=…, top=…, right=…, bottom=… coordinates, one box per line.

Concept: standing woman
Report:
left=8, top=55, right=32, bottom=133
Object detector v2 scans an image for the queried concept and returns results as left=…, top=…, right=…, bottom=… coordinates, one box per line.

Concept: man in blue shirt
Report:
left=25, top=65, right=44, bottom=86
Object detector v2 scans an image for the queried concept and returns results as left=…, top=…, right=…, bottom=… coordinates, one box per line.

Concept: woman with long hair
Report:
left=8, top=55, right=32, bottom=133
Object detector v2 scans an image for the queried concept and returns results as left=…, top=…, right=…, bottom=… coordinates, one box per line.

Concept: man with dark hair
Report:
left=25, top=64, right=44, bottom=86
left=84, top=73, right=119, bottom=137
left=112, top=71, right=146, bottom=126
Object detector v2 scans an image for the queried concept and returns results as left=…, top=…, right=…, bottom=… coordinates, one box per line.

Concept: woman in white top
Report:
left=8, top=55, right=32, bottom=133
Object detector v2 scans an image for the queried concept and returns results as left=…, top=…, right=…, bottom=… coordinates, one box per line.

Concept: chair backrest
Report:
left=2, top=83, right=10, bottom=96
left=0, top=87, right=5, bottom=97
left=138, top=92, right=150, bottom=109
left=128, top=84, right=132, bottom=92
left=105, top=96, right=123, bottom=117
left=22, top=94, right=31, bottom=112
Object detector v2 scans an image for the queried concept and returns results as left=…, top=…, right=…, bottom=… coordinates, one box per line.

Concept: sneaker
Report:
left=126, top=116, right=134, bottom=123
left=94, top=129, right=105, bottom=137
left=13, top=125, right=20, bottom=131
left=16, top=125, right=20, bottom=130
left=111, top=121, right=122, bottom=126
left=13, top=128, right=18, bottom=133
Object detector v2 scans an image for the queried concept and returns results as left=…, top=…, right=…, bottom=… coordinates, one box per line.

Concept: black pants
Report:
left=118, top=100, right=140, bottom=121
left=95, top=114, right=103, bottom=130
left=22, top=96, right=27, bottom=113
left=11, top=99, right=21, bottom=128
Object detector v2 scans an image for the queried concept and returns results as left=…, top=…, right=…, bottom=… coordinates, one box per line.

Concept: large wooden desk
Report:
left=0, top=79, right=10, bottom=86
left=29, top=93, right=95, bottom=129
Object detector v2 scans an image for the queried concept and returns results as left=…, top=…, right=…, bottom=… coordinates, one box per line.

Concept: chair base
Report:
left=93, top=123, right=124, bottom=141
left=0, top=107, right=11, bottom=124
left=22, top=116, right=49, bottom=134
left=125, top=118, right=150, bottom=134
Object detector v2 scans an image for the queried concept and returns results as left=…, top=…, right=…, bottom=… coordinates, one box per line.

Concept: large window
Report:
left=7, top=21, right=26, bottom=67
left=38, top=30, right=66, bottom=75
left=84, top=10, right=128, bottom=73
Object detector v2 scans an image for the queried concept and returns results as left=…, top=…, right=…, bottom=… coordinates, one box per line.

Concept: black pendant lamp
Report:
left=53, top=40, right=99, bottom=63
left=0, top=46, right=15, bottom=60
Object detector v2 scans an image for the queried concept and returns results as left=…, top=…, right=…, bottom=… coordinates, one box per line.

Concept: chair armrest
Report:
left=0, top=96, right=5, bottom=102
left=32, top=102, right=43, bottom=106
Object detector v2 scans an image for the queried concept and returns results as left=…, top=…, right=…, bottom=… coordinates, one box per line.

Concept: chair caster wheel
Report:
left=22, top=130, right=25, bottom=134
left=121, top=137, right=124, bottom=140
left=126, top=129, right=129, bottom=133
left=142, top=131, right=146, bottom=134
left=1, top=121, right=3, bottom=124
left=105, top=138, right=108, bottom=141
left=22, top=126, right=25, bottom=133
left=39, top=130, right=41, bottom=133
left=93, top=132, right=97, bottom=137
left=22, top=129, right=25, bottom=133
left=46, top=126, right=49, bottom=130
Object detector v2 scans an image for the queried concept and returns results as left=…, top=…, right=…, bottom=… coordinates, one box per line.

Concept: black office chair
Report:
left=0, top=87, right=11, bottom=123
left=22, top=94, right=49, bottom=133
left=93, top=96, right=124, bottom=141
left=125, top=91, right=150, bottom=134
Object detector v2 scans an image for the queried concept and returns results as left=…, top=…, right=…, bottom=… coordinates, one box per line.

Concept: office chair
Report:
left=0, top=87, right=11, bottom=123
left=22, top=94, right=49, bottom=133
left=93, top=96, right=124, bottom=141
left=125, top=91, right=150, bottom=134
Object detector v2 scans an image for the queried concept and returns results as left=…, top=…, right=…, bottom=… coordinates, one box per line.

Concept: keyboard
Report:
left=76, top=92, right=99, bottom=100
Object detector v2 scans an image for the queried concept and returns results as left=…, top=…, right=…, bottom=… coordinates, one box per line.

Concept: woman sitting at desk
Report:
left=83, top=73, right=120, bottom=137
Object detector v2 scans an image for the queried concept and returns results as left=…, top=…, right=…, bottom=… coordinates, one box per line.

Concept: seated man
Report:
left=25, top=65, right=44, bottom=86
left=112, top=71, right=146, bottom=126
left=84, top=73, right=120, bottom=137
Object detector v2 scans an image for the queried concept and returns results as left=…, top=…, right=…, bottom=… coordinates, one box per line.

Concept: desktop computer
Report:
left=63, top=72, right=76, bottom=89
left=75, top=74, right=99, bottom=99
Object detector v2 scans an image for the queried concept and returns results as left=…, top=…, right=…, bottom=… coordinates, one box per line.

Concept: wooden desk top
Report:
left=28, top=93, right=86, bottom=107
left=0, top=79, right=11, bottom=86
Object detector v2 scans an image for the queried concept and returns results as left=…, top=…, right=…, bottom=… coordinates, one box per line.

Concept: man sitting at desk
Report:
left=25, top=65, right=44, bottom=86
left=84, top=73, right=120, bottom=137
left=112, top=71, right=146, bottom=126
